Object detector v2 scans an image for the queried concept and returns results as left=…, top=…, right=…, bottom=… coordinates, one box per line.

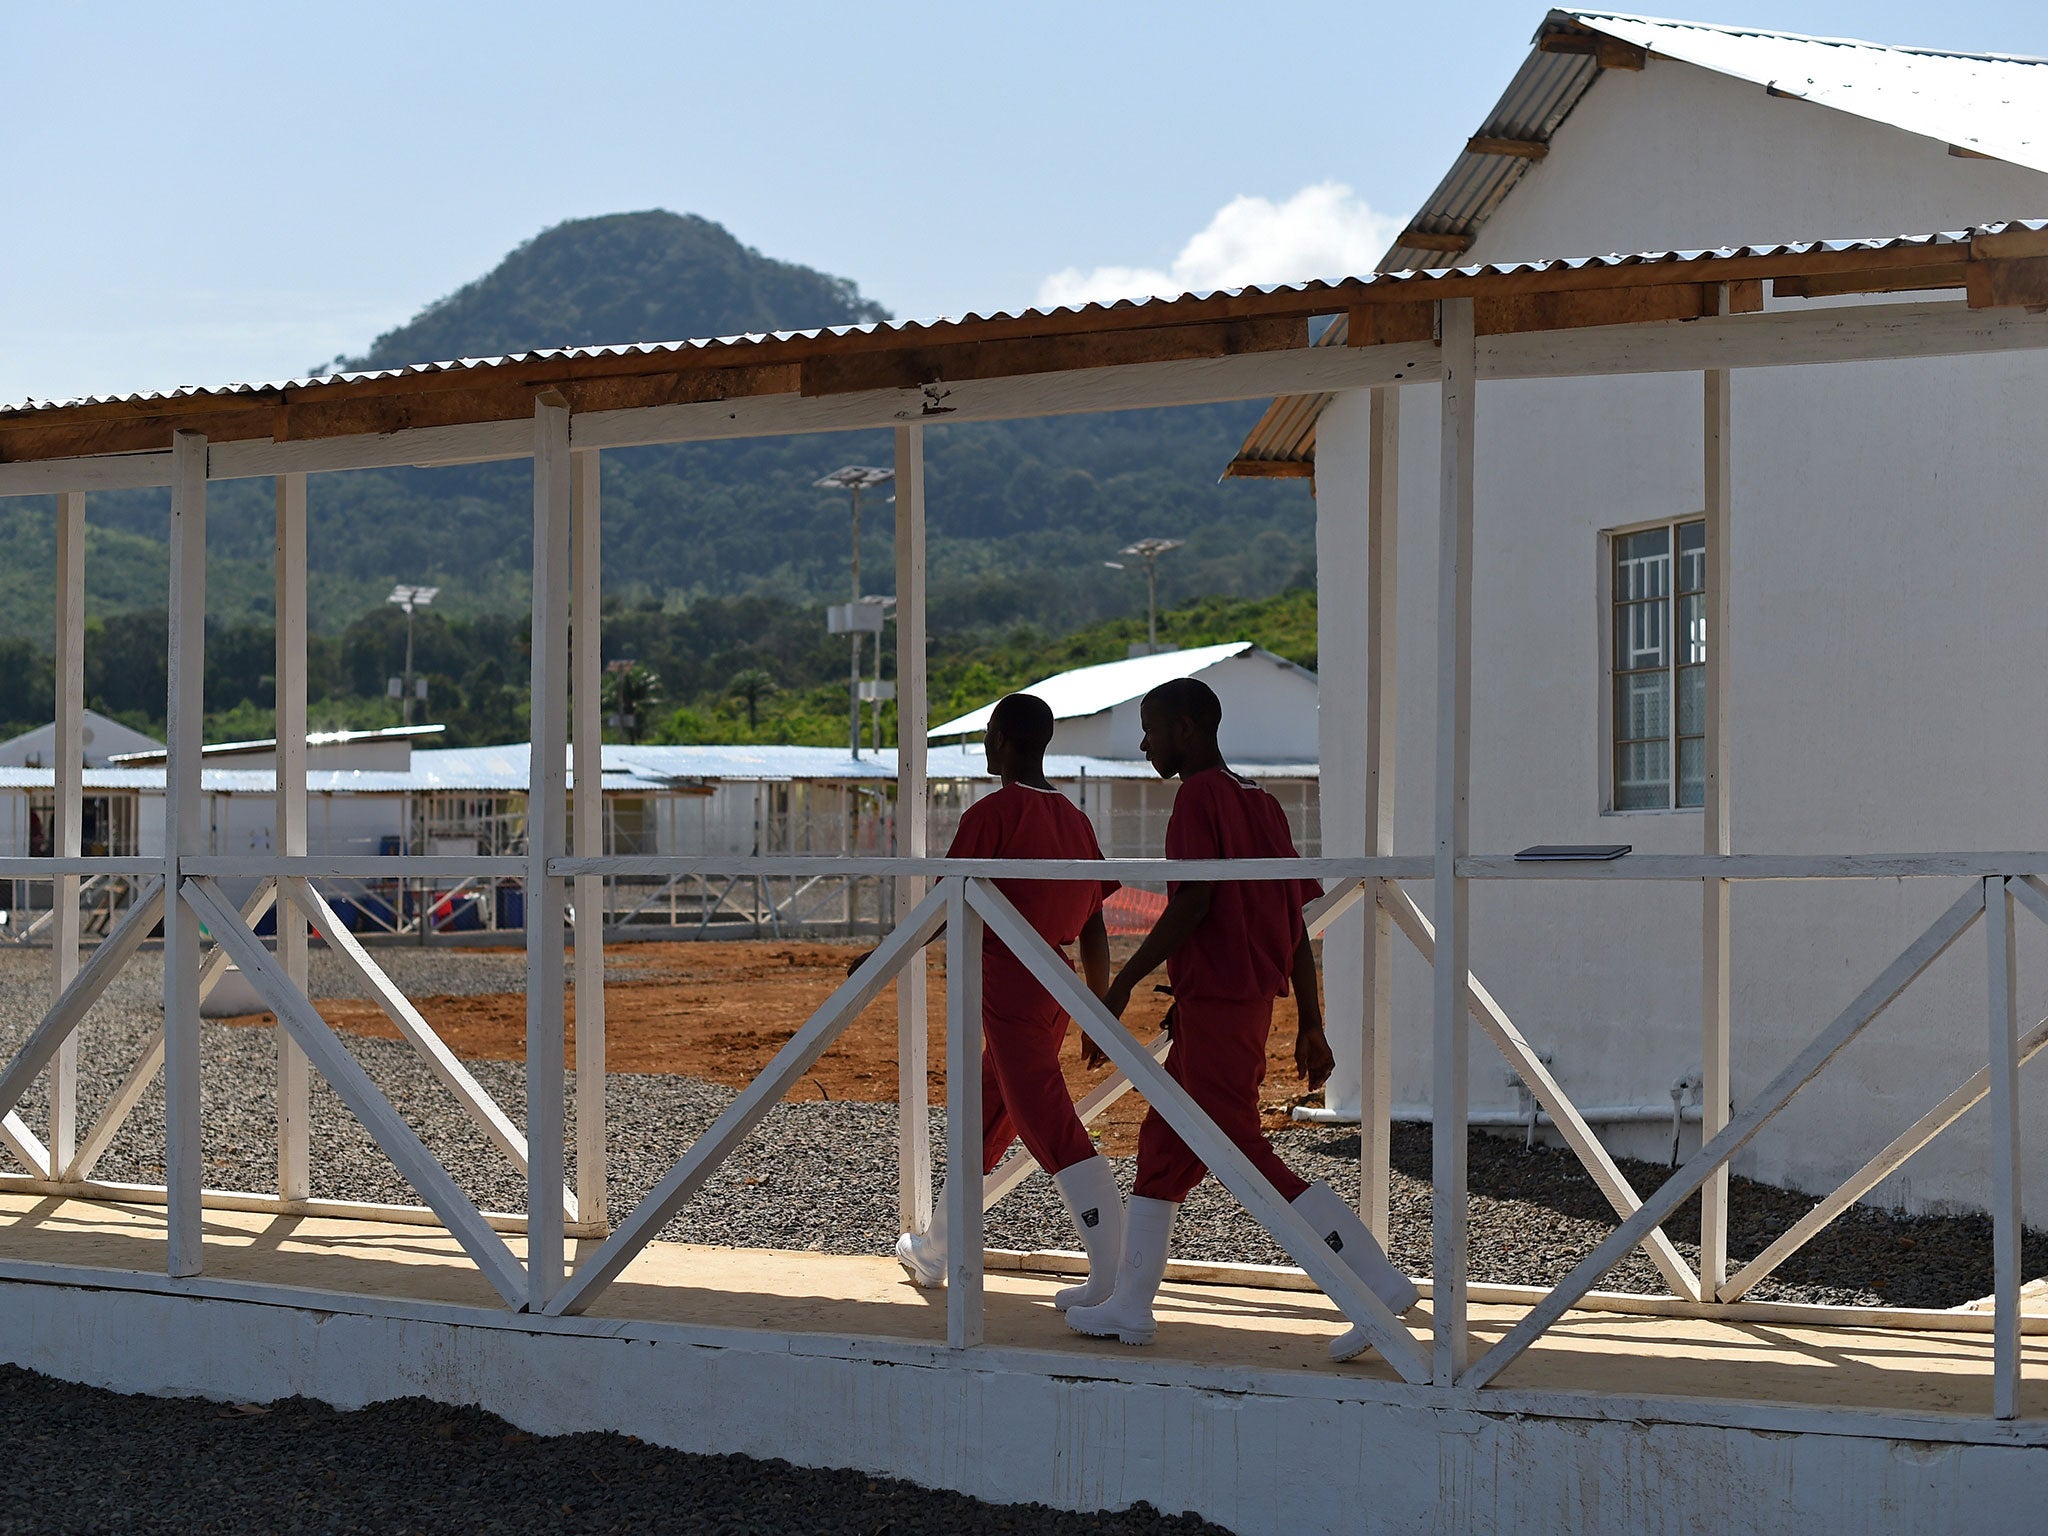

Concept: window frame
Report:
left=1600, top=512, right=1709, bottom=815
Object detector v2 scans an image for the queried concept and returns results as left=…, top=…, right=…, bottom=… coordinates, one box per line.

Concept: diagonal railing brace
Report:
left=966, top=877, right=1433, bottom=1384
left=547, top=879, right=951, bottom=1318
left=1462, top=881, right=1985, bottom=1390
left=63, top=881, right=278, bottom=1183
left=1378, top=877, right=1703, bottom=1301
left=181, top=878, right=528, bottom=1308
left=282, top=877, right=578, bottom=1222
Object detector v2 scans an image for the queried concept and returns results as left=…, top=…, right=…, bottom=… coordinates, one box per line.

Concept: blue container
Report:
left=496, top=885, right=525, bottom=930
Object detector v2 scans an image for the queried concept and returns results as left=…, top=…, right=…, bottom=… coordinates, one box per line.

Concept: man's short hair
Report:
left=1143, top=678, right=1223, bottom=736
left=988, top=692, right=1056, bottom=754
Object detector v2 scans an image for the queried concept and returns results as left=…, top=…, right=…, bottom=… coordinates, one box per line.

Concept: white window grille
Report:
left=1609, top=518, right=1707, bottom=811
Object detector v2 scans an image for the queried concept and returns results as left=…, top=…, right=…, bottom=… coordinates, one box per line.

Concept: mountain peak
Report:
left=327, top=209, right=891, bottom=373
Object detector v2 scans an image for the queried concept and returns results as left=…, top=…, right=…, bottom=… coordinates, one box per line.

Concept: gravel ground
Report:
left=0, top=945, right=2037, bottom=1309
left=0, top=1365, right=1223, bottom=1535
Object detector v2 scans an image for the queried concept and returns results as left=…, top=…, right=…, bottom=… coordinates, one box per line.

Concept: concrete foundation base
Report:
left=4, top=1260, right=2047, bottom=1535
left=0, top=1196, right=2041, bottom=1532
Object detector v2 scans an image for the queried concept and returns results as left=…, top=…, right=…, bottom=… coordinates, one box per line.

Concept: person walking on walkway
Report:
left=1065, top=678, right=1417, bottom=1358
left=868, top=693, right=1126, bottom=1309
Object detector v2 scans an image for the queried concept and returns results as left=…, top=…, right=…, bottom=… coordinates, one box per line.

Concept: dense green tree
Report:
left=725, top=667, right=777, bottom=729
left=602, top=663, right=662, bottom=745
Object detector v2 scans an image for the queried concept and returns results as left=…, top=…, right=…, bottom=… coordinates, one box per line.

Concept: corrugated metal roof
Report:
left=1230, top=7, right=2048, bottom=476
left=1379, top=32, right=1599, bottom=274
left=1385, top=8, right=2048, bottom=273
left=925, top=746, right=1315, bottom=780
left=106, top=722, right=443, bottom=765
left=1581, top=10, right=2048, bottom=172
left=0, top=741, right=1319, bottom=796
left=0, top=284, right=1363, bottom=419
left=928, top=643, right=1256, bottom=739
left=1228, top=223, right=2043, bottom=470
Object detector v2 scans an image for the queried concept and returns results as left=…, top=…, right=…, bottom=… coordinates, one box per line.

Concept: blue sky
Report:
left=3, top=0, right=2045, bottom=404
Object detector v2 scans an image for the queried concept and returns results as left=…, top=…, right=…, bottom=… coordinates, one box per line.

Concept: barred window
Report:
left=1610, top=519, right=1706, bottom=811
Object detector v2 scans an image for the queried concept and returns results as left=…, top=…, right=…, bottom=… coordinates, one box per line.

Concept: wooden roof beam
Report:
left=796, top=316, right=1308, bottom=398
left=1222, top=458, right=1315, bottom=480
left=1536, top=27, right=1648, bottom=70
left=1967, top=257, right=2048, bottom=310
left=1465, top=135, right=1549, bottom=160
left=1773, top=264, right=1969, bottom=300
left=1397, top=229, right=1476, bottom=257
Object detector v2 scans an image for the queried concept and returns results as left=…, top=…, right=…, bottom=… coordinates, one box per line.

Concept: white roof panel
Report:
left=1572, top=10, right=2048, bottom=173
left=928, top=642, right=1254, bottom=740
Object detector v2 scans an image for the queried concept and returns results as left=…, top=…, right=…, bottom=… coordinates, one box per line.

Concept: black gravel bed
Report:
left=1, top=948, right=2037, bottom=1309
left=0, top=1365, right=1222, bottom=1535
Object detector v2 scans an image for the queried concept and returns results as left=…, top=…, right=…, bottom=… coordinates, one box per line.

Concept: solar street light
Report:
left=385, top=583, right=440, bottom=725
left=1113, top=538, right=1185, bottom=654
left=815, top=466, right=895, bottom=757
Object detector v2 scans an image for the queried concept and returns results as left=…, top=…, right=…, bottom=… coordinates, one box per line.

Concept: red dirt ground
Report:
left=223, top=940, right=1323, bottom=1155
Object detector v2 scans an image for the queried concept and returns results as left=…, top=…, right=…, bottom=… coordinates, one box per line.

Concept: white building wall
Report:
left=0, top=790, right=22, bottom=858
left=0, top=711, right=161, bottom=768
left=1318, top=57, right=2048, bottom=1218
left=1049, top=655, right=1318, bottom=763
left=137, top=795, right=165, bottom=859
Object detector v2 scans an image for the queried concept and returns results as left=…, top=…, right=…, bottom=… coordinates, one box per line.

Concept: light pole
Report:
left=862, top=595, right=897, bottom=753
left=1103, top=538, right=1183, bottom=655
left=815, top=465, right=894, bottom=757
left=386, top=584, right=440, bottom=725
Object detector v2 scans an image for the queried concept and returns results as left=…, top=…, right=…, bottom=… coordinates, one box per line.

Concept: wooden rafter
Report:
left=1465, top=134, right=1549, bottom=160
left=1396, top=229, right=1476, bottom=256
left=1536, top=26, right=1648, bottom=70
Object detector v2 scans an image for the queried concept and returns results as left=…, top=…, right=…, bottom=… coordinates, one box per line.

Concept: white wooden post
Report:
left=526, top=395, right=573, bottom=1305
left=50, top=489, right=85, bottom=1171
left=1700, top=315, right=1733, bottom=1297
left=895, top=423, right=932, bottom=1235
left=571, top=448, right=607, bottom=1231
left=163, top=432, right=207, bottom=1276
left=1362, top=385, right=1400, bottom=1242
left=1987, top=875, right=2023, bottom=1418
left=1312, top=393, right=1369, bottom=1132
left=945, top=878, right=985, bottom=1348
left=1432, top=298, right=1476, bottom=1385
left=275, top=473, right=311, bottom=1201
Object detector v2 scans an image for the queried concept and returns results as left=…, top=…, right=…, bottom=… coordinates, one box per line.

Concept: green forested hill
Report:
left=0, top=210, right=1313, bottom=741
left=328, top=211, right=891, bottom=372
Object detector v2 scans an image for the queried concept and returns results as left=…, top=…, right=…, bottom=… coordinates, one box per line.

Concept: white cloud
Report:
left=1037, top=182, right=1402, bottom=309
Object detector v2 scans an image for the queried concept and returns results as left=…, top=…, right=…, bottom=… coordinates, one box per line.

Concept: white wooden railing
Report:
left=0, top=850, right=2041, bottom=1415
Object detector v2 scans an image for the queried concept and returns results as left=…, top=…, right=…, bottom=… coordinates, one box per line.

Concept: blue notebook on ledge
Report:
left=1513, top=844, right=1632, bottom=862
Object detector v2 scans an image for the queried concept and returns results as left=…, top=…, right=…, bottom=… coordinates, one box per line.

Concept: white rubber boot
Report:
left=1050, top=1155, right=1125, bottom=1310
left=1065, top=1196, right=1176, bottom=1345
left=894, top=1185, right=949, bottom=1289
left=1290, top=1181, right=1420, bottom=1362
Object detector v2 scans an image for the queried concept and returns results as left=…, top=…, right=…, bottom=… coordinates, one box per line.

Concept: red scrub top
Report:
left=946, top=784, right=1118, bottom=1011
left=1164, top=767, right=1321, bottom=1002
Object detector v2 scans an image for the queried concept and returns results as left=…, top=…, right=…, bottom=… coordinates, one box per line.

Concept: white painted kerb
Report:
left=6, top=1273, right=2048, bottom=1535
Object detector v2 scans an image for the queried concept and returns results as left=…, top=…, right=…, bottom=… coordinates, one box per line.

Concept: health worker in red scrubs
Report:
left=878, top=693, right=1126, bottom=1310
left=1064, top=678, right=1419, bottom=1359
